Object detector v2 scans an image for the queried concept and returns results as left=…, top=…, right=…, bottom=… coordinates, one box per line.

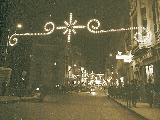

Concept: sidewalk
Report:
left=0, top=96, right=20, bottom=103
left=111, top=97, right=160, bottom=120
left=0, top=94, right=65, bottom=103
left=43, top=94, right=65, bottom=102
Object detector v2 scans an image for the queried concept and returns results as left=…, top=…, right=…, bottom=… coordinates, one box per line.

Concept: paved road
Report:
left=0, top=92, right=144, bottom=120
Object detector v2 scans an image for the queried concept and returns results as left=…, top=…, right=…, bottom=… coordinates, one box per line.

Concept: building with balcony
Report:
left=127, top=0, right=160, bottom=100
left=128, top=0, right=160, bottom=82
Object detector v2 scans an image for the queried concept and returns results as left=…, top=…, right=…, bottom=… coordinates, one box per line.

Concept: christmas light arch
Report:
left=9, top=13, right=151, bottom=46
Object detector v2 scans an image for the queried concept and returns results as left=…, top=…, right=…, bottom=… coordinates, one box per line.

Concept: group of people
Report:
left=108, top=78, right=156, bottom=108
left=125, top=80, right=140, bottom=108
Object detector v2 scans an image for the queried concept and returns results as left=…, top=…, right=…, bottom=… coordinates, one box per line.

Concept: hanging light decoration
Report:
left=9, top=13, right=151, bottom=46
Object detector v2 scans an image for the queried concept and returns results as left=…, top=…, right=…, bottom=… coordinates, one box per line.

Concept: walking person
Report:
left=125, top=81, right=132, bottom=108
left=145, top=78, right=154, bottom=108
left=1, top=81, right=6, bottom=96
left=131, top=80, right=138, bottom=107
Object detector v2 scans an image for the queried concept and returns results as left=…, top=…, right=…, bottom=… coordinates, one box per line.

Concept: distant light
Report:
left=17, top=23, right=23, bottom=29
left=54, top=62, right=57, bottom=65
left=36, top=88, right=39, bottom=90
left=109, top=53, right=113, bottom=57
left=95, top=80, right=102, bottom=84
left=91, top=92, right=96, bottom=96
left=74, top=64, right=77, bottom=67
left=120, top=77, right=124, bottom=82
left=81, top=67, right=84, bottom=71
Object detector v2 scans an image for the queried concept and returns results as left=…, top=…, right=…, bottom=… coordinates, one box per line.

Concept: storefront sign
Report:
left=116, top=51, right=133, bottom=63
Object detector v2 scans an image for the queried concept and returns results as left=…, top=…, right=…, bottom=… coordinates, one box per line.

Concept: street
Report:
left=1, top=0, right=160, bottom=120
left=0, top=91, right=144, bottom=120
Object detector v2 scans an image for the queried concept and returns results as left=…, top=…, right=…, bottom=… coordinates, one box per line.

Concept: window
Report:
left=141, top=7, right=147, bottom=28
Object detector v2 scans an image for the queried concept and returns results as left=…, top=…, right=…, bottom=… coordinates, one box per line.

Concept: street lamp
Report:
left=16, top=23, right=23, bottom=29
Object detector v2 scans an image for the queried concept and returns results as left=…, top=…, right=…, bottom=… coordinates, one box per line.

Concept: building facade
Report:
left=127, top=0, right=160, bottom=100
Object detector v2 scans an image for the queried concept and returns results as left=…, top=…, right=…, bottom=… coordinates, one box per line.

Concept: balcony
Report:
left=155, top=30, right=160, bottom=44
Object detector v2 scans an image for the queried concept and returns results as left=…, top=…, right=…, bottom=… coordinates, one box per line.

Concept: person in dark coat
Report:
left=125, top=81, right=132, bottom=108
left=145, top=78, right=154, bottom=108
left=130, top=80, right=138, bottom=107
left=1, top=81, right=6, bottom=96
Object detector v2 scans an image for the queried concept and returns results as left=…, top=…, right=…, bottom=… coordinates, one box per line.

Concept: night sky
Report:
left=6, top=0, right=129, bottom=73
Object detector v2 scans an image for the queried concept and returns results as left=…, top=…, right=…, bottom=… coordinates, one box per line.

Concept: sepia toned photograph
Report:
left=0, top=0, right=160, bottom=120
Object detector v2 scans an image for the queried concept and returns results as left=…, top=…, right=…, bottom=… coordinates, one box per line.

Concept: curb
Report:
left=20, top=97, right=42, bottom=102
left=0, top=98, right=21, bottom=104
left=0, top=93, right=67, bottom=104
left=108, top=97, right=148, bottom=120
left=43, top=94, right=66, bottom=103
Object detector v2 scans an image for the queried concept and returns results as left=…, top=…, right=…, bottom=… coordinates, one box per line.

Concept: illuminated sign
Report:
left=116, top=51, right=133, bottom=63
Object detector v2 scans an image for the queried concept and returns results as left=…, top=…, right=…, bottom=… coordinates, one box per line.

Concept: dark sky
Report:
left=7, top=0, right=129, bottom=73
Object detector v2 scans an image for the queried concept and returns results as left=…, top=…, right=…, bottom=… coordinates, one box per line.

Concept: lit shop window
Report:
left=145, top=65, right=154, bottom=81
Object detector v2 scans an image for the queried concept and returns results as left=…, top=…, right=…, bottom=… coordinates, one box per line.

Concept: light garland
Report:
left=9, top=37, right=18, bottom=46
left=9, top=13, right=152, bottom=46
left=87, top=19, right=147, bottom=34
left=9, top=22, right=55, bottom=46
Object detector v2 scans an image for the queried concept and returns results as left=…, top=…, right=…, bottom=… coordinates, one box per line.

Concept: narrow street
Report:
left=1, top=0, right=160, bottom=120
left=0, top=91, right=144, bottom=120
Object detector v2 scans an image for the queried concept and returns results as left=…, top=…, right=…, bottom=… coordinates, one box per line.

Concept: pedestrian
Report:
left=1, top=81, right=6, bottom=96
left=130, top=80, right=138, bottom=107
left=125, top=81, right=132, bottom=108
left=145, top=78, right=154, bottom=108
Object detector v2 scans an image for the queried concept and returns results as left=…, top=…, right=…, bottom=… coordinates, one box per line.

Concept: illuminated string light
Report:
left=9, top=13, right=151, bottom=46
left=87, top=19, right=149, bottom=34
left=9, top=38, right=18, bottom=46
left=9, top=22, right=55, bottom=46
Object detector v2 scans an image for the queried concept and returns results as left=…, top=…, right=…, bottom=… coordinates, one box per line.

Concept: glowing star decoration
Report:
left=56, top=13, right=86, bottom=42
